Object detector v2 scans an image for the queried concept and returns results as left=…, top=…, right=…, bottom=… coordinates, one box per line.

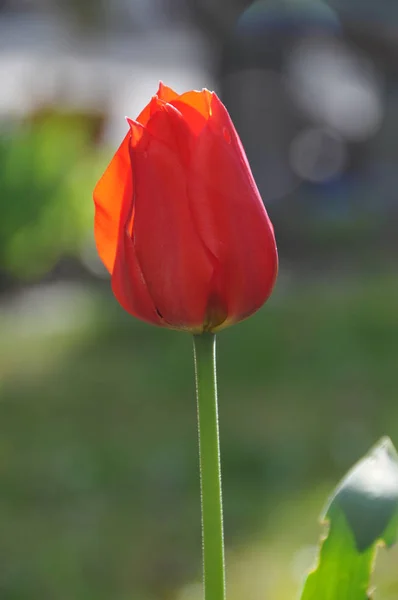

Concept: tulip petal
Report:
left=136, top=82, right=179, bottom=126
left=130, top=105, right=214, bottom=330
left=93, top=131, right=131, bottom=273
left=187, top=93, right=278, bottom=328
left=136, top=97, right=156, bottom=128
left=143, top=98, right=193, bottom=167
left=175, top=89, right=213, bottom=119
left=170, top=89, right=213, bottom=136
left=111, top=121, right=164, bottom=327
left=112, top=222, right=165, bottom=327
left=157, top=81, right=179, bottom=102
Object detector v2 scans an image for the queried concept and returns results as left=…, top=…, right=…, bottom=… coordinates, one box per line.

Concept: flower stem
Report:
left=193, top=332, right=226, bottom=600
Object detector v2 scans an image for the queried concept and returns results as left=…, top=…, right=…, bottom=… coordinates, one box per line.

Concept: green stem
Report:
left=193, top=333, right=226, bottom=600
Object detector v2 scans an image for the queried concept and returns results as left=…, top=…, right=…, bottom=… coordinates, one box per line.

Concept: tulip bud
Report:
left=94, top=83, right=278, bottom=332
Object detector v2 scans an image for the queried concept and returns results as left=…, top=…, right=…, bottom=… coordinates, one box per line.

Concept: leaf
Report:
left=300, top=437, right=398, bottom=600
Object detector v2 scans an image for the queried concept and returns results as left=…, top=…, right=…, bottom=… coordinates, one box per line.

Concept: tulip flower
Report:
left=94, top=82, right=277, bottom=333
left=93, top=83, right=278, bottom=600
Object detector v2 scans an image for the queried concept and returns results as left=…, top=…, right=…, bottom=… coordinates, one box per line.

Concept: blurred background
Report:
left=0, top=0, right=398, bottom=598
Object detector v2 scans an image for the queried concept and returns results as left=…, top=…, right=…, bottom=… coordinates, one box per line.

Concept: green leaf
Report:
left=300, top=437, right=398, bottom=600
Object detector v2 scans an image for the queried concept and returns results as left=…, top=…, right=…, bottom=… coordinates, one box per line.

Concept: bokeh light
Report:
left=286, top=36, right=384, bottom=141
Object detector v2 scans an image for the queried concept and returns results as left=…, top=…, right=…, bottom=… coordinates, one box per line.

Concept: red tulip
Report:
left=94, top=83, right=278, bottom=333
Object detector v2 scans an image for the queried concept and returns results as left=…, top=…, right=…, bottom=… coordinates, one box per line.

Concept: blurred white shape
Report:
left=287, top=37, right=384, bottom=141
left=0, top=13, right=215, bottom=145
left=0, top=53, right=36, bottom=115
left=0, top=282, right=95, bottom=339
left=289, top=127, right=347, bottom=182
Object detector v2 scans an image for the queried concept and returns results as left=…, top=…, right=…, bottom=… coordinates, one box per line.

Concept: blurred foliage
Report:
left=0, top=110, right=104, bottom=280
left=0, top=272, right=398, bottom=599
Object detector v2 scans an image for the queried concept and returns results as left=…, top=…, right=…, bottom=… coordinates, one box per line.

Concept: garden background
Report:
left=1, top=1, right=398, bottom=599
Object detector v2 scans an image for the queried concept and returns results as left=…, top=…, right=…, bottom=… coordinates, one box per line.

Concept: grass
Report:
left=0, top=270, right=398, bottom=599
